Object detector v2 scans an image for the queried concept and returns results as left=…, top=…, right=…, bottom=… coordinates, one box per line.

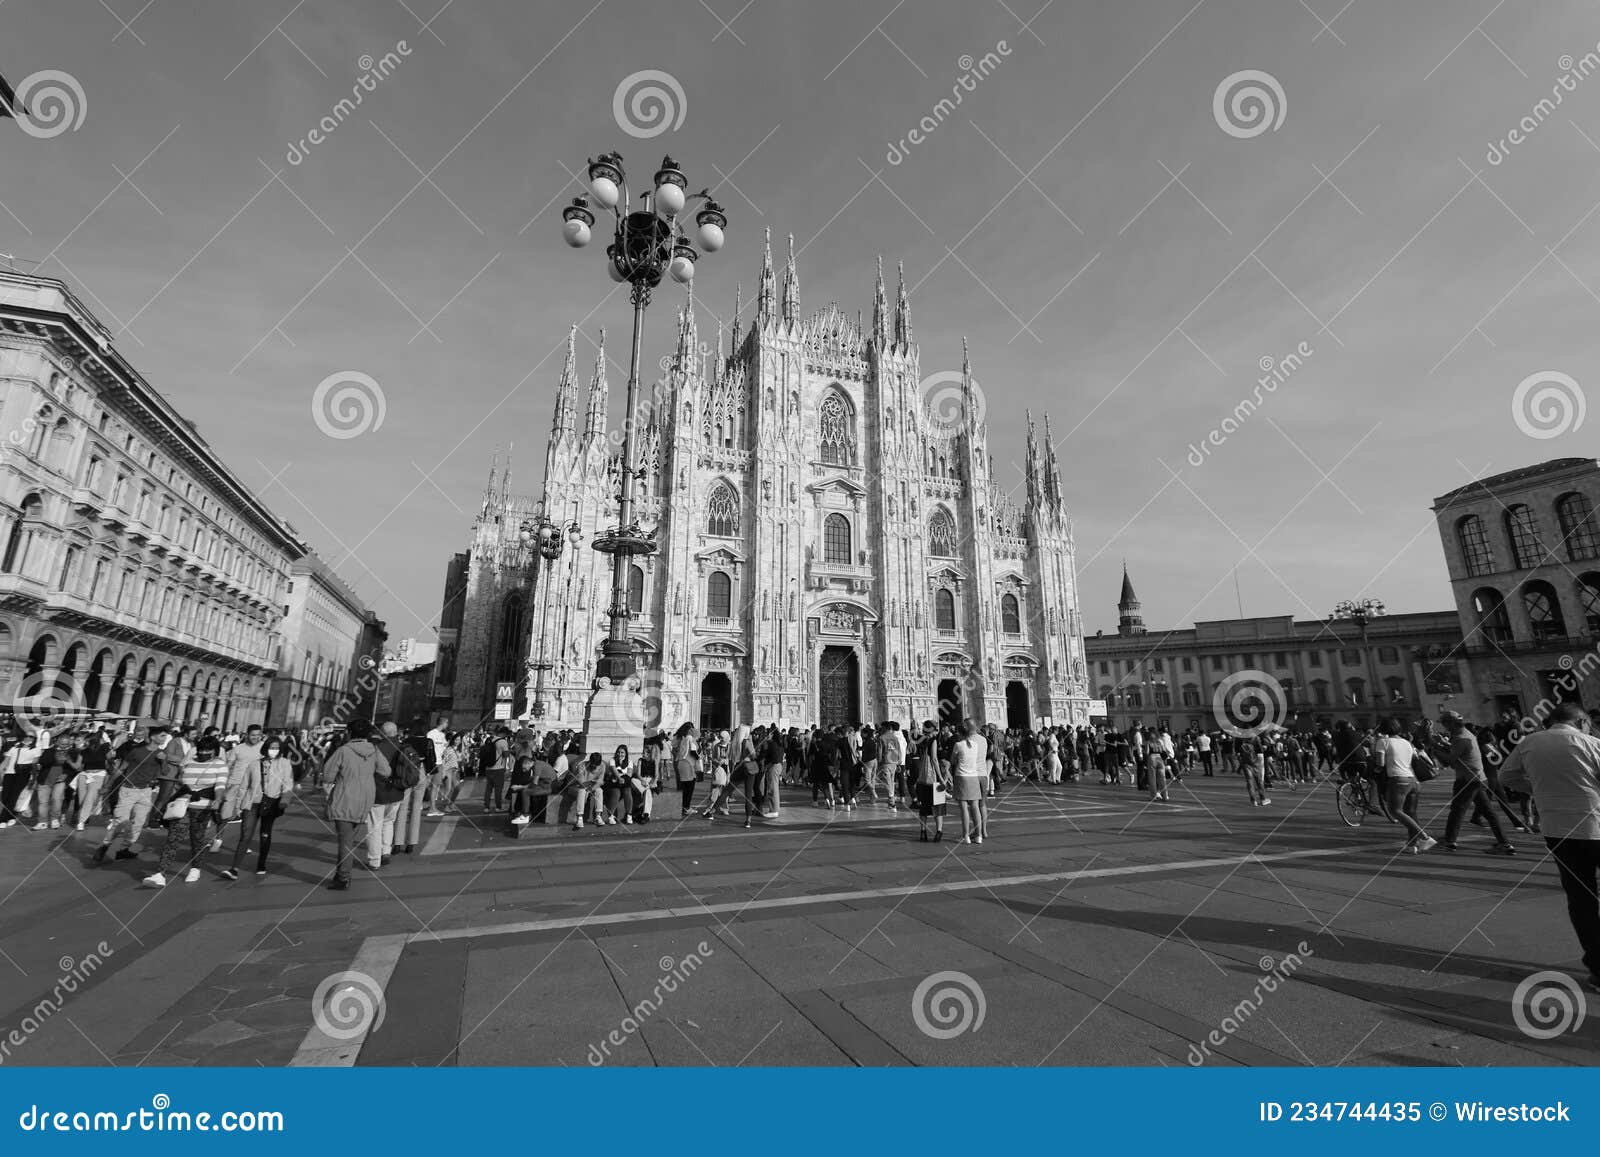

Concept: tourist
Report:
left=481, top=726, right=510, bottom=814
left=571, top=751, right=604, bottom=829
left=93, top=723, right=176, bottom=864
left=369, top=722, right=415, bottom=868
left=1437, top=710, right=1516, bottom=856
left=427, top=737, right=460, bottom=817
left=74, top=731, right=110, bottom=831
left=1238, top=734, right=1269, bottom=807
left=759, top=724, right=784, bottom=818
left=1499, top=703, right=1600, bottom=990
left=951, top=719, right=989, bottom=845
left=914, top=722, right=949, bottom=843
left=144, top=735, right=229, bottom=887
left=1375, top=717, right=1436, bottom=854
left=1198, top=730, right=1214, bottom=776
left=879, top=721, right=905, bottom=812
left=220, top=732, right=295, bottom=879
left=392, top=726, right=434, bottom=853
left=32, top=734, right=76, bottom=831
left=1145, top=742, right=1170, bottom=803
left=672, top=723, right=700, bottom=818
left=323, top=719, right=389, bottom=891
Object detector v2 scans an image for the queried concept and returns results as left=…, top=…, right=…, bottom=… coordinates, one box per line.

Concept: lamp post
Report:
left=520, top=515, right=579, bottom=720
left=560, top=150, right=728, bottom=750
left=1332, top=598, right=1386, bottom=719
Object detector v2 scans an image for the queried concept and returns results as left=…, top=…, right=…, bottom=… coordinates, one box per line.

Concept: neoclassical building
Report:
left=445, top=236, right=1090, bottom=731
left=0, top=273, right=301, bottom=730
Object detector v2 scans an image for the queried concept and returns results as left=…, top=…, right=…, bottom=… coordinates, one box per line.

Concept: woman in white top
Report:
left=672, top=723, right=700, bottom=818
left=1376, top=718, right=1435, bottom=853
left=950, top=721, right=990, bottom=845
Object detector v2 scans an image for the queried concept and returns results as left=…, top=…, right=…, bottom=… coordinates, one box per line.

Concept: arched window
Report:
left=1504, top=504, right=1544, bottom=570
left=497, top=592, right=525, bottom=681
left=928, top=509, right=957, bottom=557
left=628, top=564, right=645, bottom=614
left=707, top=483, right=739, bottom=537
left=1473, top=587, right=1512, bottom=643
left=1001, top=593, right=1021, bottom=634
left=935, top=588, right=957, bottom=631
left=1522, top=579, right=1567, bottom=641
left=823, top=513, right=851, bottom=564
left=818, top=392, right=855, bottom=465
left=1345, top=677, right=1366, bottom=706
left=1457, top=514, right=1494, bottom=577
left=1579, top=575, right=1600, bottom=635
left=1556, top=492, right=1600, bottom=562
left=706, top=571, right=732, bottom=619
left=2, top=493, right=43, bottom=573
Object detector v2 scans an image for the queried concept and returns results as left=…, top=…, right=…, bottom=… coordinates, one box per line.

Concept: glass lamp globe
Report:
left=562, top=219, right=591, bottom=248
left=696, top=221, right=724, bottom=252
left=668, top=254, right=695, bottom=283
left=608, top=258, right=627, bottom=283
left=655, top=181, right=685, bottom=216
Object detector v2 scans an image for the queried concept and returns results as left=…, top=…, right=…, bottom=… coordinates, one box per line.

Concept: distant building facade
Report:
left=1432, top=457, right=1600, bottom=719
left=0, top=273, right=302, bottom=731
left=1083, top=569, right=1469, bottom=732
left=268, top=552, right=384, bottom=730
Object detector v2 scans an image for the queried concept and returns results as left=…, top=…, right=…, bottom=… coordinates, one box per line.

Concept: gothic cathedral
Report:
left=444, top=231, right=1090, bottom=733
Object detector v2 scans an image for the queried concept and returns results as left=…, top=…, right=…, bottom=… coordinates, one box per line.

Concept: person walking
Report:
left=392, top=727, right=434, bottom=853
left=323, top=719, right=389, bottom=890
left=1145, top=743, right=1170, bottom=803
left=427, top=739, right=460, bottom=818
left=144, top=735, right=229, bottom=887
left=913, top=723, right=949, bottom=843
left=879, top=721, right=904, bottom=812
left=951, top=720, right=989, bottom=845
left=1500, top=703, right=1600, bottom=991
left=1437, top=709, right=1516, bottom=856
left=73, top=732, right=109, bottom=831
left=370, top=722, right=418, bottom=865
left=220, top=734, right=296, bottom=879
left=1375, top=717, right=1436, bottom=854
left=94, top=723, right=178, bottom=864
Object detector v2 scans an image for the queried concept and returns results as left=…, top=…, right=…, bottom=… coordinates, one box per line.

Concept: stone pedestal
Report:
left=581, top=677, right=647, bottom=762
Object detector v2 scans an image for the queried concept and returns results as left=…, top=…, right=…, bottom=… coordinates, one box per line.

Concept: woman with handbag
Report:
left=220, top=735, right=295, bottom=879
left=914, top=724, right=950, bottom=842
left=672, top=722, right=700, bottom=818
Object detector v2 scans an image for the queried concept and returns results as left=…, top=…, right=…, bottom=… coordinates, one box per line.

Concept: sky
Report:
left=2, top=0, right=1597, bottom=646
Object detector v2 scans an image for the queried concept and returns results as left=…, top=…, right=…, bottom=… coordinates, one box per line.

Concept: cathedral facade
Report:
left=443, top=234, right=1090, bottom=733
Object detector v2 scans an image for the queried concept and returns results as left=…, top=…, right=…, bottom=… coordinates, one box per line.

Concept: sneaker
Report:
left=184, top=868, right=200, bottom=884
left=975, top=836, right=984, bottom=844
left=623, top=815, right=633, bottom=824
left=255, top=869, right=267, bottom=876
left=32, top=822, right=46, bottom=831
left=1443, top=841, right=1458, bottom=851
left=49, top=820, right=60, bottom=829
left=1415, top=836, right=1437, bottom=853
left=1484, top=844, right=1517, bottom=856
left=572, top=819, right=584, bottom=830
left=427, top=810, right=445, bottom=817
left=1400, top=844, right=1421, bottom=855
left=763, top=811, right=778, bottom=819
left=1261, top=798, right=1272, bottom=806
left=380, top=854, right=392, bottom=866
left=961, top=836, right=972, bottom=844
left=141, top=872, right=167, bottom=888
left=512, top=815, right=530, bottom=825
left=210, top=838, right=222, bottom=852
left=219, top=868, right=238, bottom=881
left=0, top=820, right=13, bottom=829
left=75, top=822, right=85, bottom=831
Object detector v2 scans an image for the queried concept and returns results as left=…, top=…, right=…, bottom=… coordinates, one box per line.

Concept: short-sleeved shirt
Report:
left=951, top=734, right=988, bottom=778
left=1448, top=731, right=1486, bottom=784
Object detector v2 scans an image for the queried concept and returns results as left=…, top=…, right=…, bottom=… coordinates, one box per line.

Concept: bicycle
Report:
left=1336, top=774, right=1372, bottom=828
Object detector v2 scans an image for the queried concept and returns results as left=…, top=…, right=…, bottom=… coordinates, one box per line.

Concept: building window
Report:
left=1345, top=677, right=1366, bottom=706
left=1377, top=646, right=1398, bottom=664
left=707, top=483, right=739, bottom=537
left=1556, top=492, right=1600, bottom=562
left=818, top=392, right=855, bottom=465
left=1126, top=685, right=1143, bottom=707
left=1210, top=655, right=1223, bottom=671
left=1457, top=514, right=1495, bottom=577
left=1181, top=685, right=1200, bottom=707
left=496, top=593, right=525, bottom=682
left=1505, top=504, right=1544, bottom=570
left=935, top=588, right=957, bottom=631
left=1181, top=656, right=1193, bottom=672
left=1311, top=679, right=1329, bottom=705
left=928, top=509, right=957, bottom=557
left=1154, top=687, right=1171, bottom=708
left=1001, top=593, right=1021, bottom=634
left=1340, top=649, right=1361, bottom=665
left=1273, top=651, right=1288, bottom=667
left=1384, top=676, right=1407, bottom=704
left=706, top=571, right=732, bottom=619
left=1098, top=661, right=1109, bottom=676
left=1578, top=575, right=1600, bottom=635
left=628, top=565, right=645, bottom=614
left=56, top=546, right=80, bottom=592
left=1473, top=587, right=1513, bottom=644
left=1308, top=650, right=1322, bottom=667
left=1522, top=579, right=1567, bottom=641
left=823, top=513, right=851, bottom=564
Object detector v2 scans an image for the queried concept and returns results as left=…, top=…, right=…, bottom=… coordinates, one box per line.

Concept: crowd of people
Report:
left=1, top=698, right=1595, bottom=994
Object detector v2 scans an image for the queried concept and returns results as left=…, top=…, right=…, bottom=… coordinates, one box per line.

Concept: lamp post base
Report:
left=582, top=677, right=647, bottom=762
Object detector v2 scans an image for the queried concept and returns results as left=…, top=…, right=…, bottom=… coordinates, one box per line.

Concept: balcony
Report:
left=69, top=486, right=104, bottom=516
left=1462, top=632, right=1596, bottom=657
left=806, top=557, right=874, bottom=594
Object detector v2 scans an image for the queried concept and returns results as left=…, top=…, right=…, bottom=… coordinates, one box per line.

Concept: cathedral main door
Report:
left=818, top=646, right=859, bottom=729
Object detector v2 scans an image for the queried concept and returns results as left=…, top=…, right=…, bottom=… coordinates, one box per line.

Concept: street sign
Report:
left=495, top=682, right=515, bottom=701
left=493, top=701, right=512, bottom=720
left=1087, top=699, right=1108, bottom=717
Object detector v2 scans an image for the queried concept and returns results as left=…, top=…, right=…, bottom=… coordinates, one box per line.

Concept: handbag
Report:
left=259, top=794, right=284, bottom=822
left=14, top=786, right=33, bottom=815
left=162, top=796, right=190, bottom=821
left=1411, top=749, right=1439, bottom=782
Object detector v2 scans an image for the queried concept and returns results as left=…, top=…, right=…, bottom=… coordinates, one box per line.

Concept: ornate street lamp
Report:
left=522, top=514, right=581, bottom=719
left=561, top=150, right=729, bottom=750
left=1332, top=598, right=1386, bottom=715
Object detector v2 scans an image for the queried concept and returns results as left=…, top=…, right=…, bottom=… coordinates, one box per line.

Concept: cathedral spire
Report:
left=757, top=227, right=776, bottom=322
left=552, top=324, right=578, bottom=438
left=485, top=447, right=499, bottom=500
left=584, top=327, right=608, bottom=440
left=731, top=282, right=742, bottom=354
left=780, top=232, right=798, bottom=325
left=675, top=284, right=698, bottom=376
left=1043, top=412, right=1063, bottom=507
left=1024, top=408, right=1045, bottom=508
left=712, top=316, right=725, bottom=384
left=871, top=255, right=889, bottom=346
left=895, top=261, right=912, bottom=346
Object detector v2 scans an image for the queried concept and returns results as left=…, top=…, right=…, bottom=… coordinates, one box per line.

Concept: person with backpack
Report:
left=1238, top=735, right=1269, bottom=807
left=370, top=721, right=419, bottom=868
left=392, top=726, right=435, bottom=854
left=480, top=727, right=509, bottom=814
left=220, top=732, right=295, bottom=879
left=323, top=719, right=389, bottom=890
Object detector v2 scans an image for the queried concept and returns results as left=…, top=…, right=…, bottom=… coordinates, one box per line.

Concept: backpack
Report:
left=392, top=744, right=423, bottom=790
left=479, top=736, right=500, bottom=769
